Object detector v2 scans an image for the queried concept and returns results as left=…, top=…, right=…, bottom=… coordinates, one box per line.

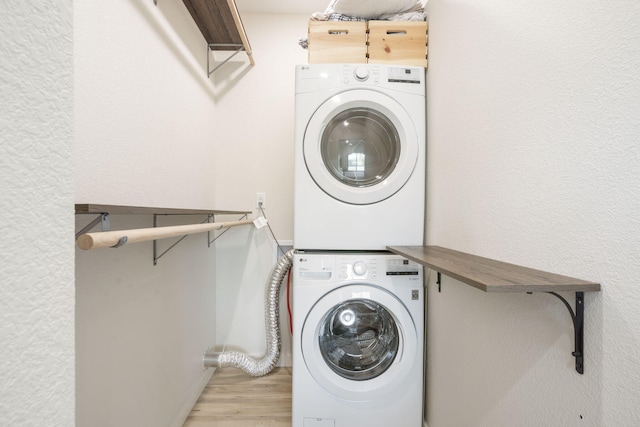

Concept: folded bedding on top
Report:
left=311, top=0, right=427, bottom=21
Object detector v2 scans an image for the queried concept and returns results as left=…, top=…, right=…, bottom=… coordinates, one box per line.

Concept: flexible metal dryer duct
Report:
left=203, top=249, right=294, bottom=376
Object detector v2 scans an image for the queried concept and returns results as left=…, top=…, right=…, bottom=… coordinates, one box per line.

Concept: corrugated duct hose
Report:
left=203, top=249, right=294, bottom=376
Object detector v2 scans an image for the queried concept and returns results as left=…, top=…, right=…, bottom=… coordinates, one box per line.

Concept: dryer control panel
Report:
left=296, top=64, right=425, bottom=95
left=343, top=65, right=423, bottom=86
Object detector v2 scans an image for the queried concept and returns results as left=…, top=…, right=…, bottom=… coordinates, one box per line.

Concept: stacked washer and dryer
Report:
left=292, top=64, right=426, bottom=427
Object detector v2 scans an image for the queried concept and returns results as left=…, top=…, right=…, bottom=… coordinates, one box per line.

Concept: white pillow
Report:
left=332, top=0, right=422, bottom=19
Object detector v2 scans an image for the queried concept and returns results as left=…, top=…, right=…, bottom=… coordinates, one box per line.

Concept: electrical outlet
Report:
left=256, top=192, right=266, bottom=208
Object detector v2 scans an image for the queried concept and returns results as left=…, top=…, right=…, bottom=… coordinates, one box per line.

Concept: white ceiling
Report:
left=234, top=0, right=331, bottom=15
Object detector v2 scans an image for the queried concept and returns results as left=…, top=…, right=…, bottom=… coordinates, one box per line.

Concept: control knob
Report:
left=354, top=67, right=370, bottom=82
left=353, top=261, right=368, bottom=276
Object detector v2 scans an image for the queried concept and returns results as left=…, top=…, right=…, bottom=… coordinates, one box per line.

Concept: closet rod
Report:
left=76, top=219, right=254, bottom=250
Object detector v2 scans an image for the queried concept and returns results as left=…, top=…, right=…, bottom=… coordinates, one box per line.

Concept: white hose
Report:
left=203, top=249, right=294, bottom=376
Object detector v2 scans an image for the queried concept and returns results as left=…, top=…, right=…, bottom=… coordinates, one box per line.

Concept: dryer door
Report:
left=301, top=284, right=419, bottom=402
left=303, top=89, right=419, bottom=205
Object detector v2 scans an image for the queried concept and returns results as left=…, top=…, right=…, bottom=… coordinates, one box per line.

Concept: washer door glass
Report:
left=301, top=284, right=419, bottom=402
left=321, top=108, right=400, bottom=188
left=319, top=299, right=399, bottom=381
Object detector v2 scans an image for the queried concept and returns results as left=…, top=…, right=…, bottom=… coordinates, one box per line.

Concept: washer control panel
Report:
left=294, top=252, right=423, bottom=282
left=339, top=254, right=422, bottom=280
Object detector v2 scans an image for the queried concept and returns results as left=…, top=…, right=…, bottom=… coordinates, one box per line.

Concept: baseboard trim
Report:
left=170, top=367, right=215, bottom=427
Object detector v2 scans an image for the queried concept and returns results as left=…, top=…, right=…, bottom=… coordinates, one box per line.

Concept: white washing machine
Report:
left=292, top=251, right=424, bottom=427
left=294, top=64, right=426, bottom=251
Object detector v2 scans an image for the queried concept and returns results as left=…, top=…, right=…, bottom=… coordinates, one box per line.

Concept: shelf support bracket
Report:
left=546, top=291, right=585, bottom=374
left=208, top=213, right=249, bottom=245
left=207, top=214, right=215, bottom=248
left=153, top=214, right=201, bottom=266
left=152, top=213, right=250, bottom=265
left=207, top=43, right=245, bottom=77
left=75, top=213, right=110, bottom=240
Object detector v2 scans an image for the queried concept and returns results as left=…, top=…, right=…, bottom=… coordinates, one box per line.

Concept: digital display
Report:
left=388, top=67, right=421, bottom=84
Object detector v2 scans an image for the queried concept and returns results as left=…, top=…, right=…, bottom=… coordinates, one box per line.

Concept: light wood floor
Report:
left=182, top=368, right=292, bottom=427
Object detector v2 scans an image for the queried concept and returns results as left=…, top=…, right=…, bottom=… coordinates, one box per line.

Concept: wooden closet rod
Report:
left=76, top=219, right=255, bottom=250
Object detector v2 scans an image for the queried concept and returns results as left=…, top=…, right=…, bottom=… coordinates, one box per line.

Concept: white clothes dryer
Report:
left=294, top=64, right=426, bottom=250
left=292, top=251, right=424, bottom=427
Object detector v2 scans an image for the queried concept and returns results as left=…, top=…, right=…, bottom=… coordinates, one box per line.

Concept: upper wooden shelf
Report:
left=182, top=0, right=255, bottom=75
left=387, top=245, right=601, bottom=293
left=75, top=204, right=251, bottom=217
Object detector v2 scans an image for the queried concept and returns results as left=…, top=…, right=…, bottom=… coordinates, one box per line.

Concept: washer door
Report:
left=303, top=90, right=419, bottom=205
left=301, top=284, right=418, bottom=402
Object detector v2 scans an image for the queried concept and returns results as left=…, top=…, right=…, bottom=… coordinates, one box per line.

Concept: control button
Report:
left=354, top=67, right=369, bottom=82
left=353, top=261, right=368, bottom=276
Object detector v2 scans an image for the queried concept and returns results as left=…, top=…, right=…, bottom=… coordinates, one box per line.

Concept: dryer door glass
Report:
left=303, top=89, right=420, bottom=205
left=320, top=108, right=400, bottom=187
left=318, top=299, right=399, bottom=381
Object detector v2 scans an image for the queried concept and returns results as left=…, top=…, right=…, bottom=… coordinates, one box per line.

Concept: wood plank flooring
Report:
left=182, top=368, right=292, bottom=427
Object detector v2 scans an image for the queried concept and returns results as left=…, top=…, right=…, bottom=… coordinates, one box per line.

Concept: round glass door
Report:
left=304, top=90, right=419, bottom=205
left=319, top=299, right=399, bottom=381
left=301, top=284, right=418, bottom=402
left=321, top=108, right=400, bottom=188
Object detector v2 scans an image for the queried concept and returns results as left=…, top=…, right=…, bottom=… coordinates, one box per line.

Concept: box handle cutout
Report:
left=328, top=30, right=349, bottom=35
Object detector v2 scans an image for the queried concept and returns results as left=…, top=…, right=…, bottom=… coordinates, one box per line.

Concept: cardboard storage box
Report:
left=308, top=21, right=368, bottom=64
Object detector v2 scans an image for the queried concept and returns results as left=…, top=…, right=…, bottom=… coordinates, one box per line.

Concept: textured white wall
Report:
left=426, top=0, right=640, bottom=426
left=0, top=2, right=75, bottom=426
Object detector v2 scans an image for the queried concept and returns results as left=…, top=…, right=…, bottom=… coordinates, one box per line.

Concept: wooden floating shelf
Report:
left=387, top=245, right=600, bottom=374
left=182, top=0, right=255, bottom=76
left=75, top=203, right=250, bottom=217
left=387, top=245, right=600, bottom=293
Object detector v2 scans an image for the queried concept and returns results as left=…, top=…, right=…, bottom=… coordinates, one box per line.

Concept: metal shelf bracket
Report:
left=152, top=214, right=199, bottom=265
left=545, top=291, right=585, bottom=374
left=75, top=213, right=110, bottom=240
left=152, top=213, right=250, bottom=265
left=208, top=213, right=249, bottom=246
left=207, top=43, right=245, bottom=77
